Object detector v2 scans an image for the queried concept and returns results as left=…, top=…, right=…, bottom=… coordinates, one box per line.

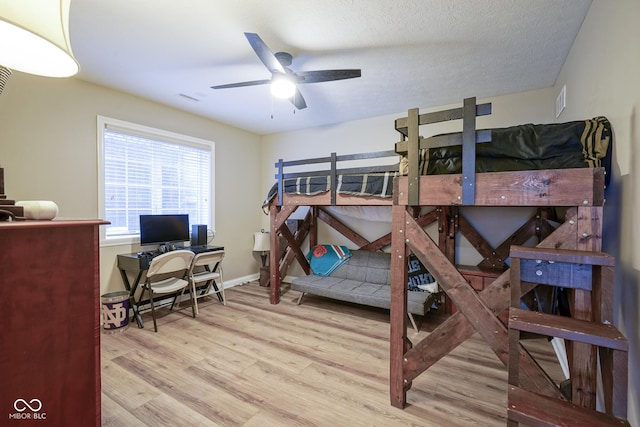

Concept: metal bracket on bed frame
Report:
left=394, top=97, right=492, bottom=205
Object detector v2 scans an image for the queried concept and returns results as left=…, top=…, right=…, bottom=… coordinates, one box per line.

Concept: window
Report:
left=97, top=116, right=214, bottom=245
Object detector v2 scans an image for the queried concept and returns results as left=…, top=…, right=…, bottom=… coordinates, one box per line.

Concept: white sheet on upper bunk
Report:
left=325, top=205, right=392, bottom=222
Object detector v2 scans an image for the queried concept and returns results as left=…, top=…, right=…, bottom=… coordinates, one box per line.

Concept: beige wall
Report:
left=0, top=72, right=265, bottom=295
left=554, top=0, right=640, bottom=423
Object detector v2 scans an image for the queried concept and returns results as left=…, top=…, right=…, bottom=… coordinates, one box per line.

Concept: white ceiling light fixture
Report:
left=270, top=73, right=296, bottom=99
left=0, top=0, right=79, bottom=77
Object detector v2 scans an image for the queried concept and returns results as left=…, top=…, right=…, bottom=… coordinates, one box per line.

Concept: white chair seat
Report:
left=149, top=277, right=189, bottom=294
left=192, top=271, right=220, bottom=282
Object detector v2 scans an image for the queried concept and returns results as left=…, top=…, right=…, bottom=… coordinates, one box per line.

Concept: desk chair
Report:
left=187, top=250, right=226, bottom=315
left=141, top=250, right=195, bottom=332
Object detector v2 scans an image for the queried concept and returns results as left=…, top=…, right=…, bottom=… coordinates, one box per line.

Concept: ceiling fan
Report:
left=211, top=32, right=361, bottom=110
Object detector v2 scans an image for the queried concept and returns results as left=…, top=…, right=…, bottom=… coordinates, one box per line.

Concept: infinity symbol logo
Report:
left=14, top=398, right=43, bottom=412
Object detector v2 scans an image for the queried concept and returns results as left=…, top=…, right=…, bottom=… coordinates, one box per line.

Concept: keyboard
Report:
left=189, top=245, right=216, bottom=254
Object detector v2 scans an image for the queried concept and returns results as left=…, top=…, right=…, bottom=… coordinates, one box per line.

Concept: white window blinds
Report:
left=98, top=117, right=213, bottom=242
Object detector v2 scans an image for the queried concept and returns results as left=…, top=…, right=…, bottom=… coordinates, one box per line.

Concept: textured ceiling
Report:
left=69, top=0, right=592, bottom=135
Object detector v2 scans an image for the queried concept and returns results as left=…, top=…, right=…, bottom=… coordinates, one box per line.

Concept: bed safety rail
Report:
left=394, top=97, right=492, bottom=205
left=274, top=150, right=399, bottom=205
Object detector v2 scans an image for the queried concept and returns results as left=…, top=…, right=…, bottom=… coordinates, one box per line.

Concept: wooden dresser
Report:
left=0, top=219, right=107, bottom=426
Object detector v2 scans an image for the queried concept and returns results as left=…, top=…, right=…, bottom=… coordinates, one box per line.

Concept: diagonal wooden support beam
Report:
left=279, top=225, right=310, bottom=275
left=404, top=213, right=560, bottom=398
left=427, top=209, right=578, bottom=350
left=478, top=214, right=537, bottom=270
left=457, top=213, right=507, bottom=269
left=390, top=208, right=581, bottom=408
left=362, top=208, right=439, bottom=251
left=476, top=208, right=557, bottom=270
left=405, top=214, right=510, bottom=361
left=269, top=204, right=303, bottom=304
left=317, top=207, right=370, bottom=248
left=317, top=206, right=439, bottom=252
left=273, top=205, right=296, bottom=231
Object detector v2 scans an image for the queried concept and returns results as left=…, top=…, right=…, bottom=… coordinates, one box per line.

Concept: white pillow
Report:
left=15, top=201, right=59, bottom=220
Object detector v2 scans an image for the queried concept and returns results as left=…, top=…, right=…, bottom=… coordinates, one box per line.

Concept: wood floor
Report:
left=101, top=281, right=563, bottom=426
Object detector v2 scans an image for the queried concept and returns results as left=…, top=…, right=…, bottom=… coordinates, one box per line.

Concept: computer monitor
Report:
left=139, top=214, right=189, bottom=246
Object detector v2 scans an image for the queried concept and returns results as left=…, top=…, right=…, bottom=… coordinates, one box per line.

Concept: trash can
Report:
left=101, top=291, right=130, bottom=332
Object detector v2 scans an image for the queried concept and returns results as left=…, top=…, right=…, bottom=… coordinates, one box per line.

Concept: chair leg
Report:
left=217, top=273, right=226, bottom=306
left=148, top=287, right=158, bottom=332
left=220, top=284, right=226, bottom=305
left=200, top=281, right=212, bottom=299
left=190, top=282, right=197, bottom=318
left=173, top=288, right=186, bottom=310
left=296, top=292, right=305, bottom=305
left=408, top=313, right=419, bottom=332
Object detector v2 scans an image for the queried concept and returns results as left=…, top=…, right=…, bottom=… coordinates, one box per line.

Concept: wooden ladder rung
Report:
left=509, top=308, right=629, bottom=351
left=508, top=386, right=630, bottom=427
left=510, top=245, right=615, bottom=266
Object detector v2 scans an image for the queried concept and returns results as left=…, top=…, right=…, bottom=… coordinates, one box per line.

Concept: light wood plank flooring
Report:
left=101, top=282, right=562, bottom=426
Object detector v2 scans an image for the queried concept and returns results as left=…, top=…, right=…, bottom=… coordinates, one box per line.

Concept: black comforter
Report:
left=426, top=117, right=611, bottom=180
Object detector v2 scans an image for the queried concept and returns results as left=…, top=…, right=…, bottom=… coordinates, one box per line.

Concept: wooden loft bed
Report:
left=263, top=97, right=623, bottom=420
left=389, top=99, right=627, bottom=422
left=262, top=97, right=610, bottom=306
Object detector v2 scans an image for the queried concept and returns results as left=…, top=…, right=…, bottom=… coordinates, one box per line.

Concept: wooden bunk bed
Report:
left=263, top=97, right=627, bottom=423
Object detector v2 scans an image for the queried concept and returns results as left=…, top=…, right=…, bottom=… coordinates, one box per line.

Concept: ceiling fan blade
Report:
left=290, top=88, right=307, bottom=110
left=244, top=32, right=285, bottom=74
left=296, top=69, right=361, bottom=84
left=211, top=79, right=271, bottom=89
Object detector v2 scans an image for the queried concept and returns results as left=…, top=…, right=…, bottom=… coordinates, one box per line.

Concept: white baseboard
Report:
left=225, top=273, right=258, bottom=288
left=123, top=273, right=303, bottom=318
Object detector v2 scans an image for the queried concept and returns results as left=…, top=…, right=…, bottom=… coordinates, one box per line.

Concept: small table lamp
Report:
left=253, top=230, right=270, bottom=267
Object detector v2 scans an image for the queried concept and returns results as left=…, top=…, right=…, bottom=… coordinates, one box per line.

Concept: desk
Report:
left=117, top=245, right=224, bottom=328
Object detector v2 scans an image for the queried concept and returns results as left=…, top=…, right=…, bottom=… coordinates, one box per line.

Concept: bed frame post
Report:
left=269, top=204, right=281, bottom=304
left=407, top=108, right=420, bottom=206
left=390, top=203, right=410, bottom=408
left=461, top=97, right=477, bottom=205
left=438, top=206, right=457, bottom=313
left=276, top=158, right=284, bottom=206
left=330, top=152, right=337, bottom=205
left=570, top=205, right=603, bottom=409
left=310, top=206, right=319, bottom=249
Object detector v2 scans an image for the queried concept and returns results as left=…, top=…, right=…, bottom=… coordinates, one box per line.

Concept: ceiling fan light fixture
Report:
left=270, top=74, right=296, bottom=99
left=0, top=0, right=79, bottom=77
